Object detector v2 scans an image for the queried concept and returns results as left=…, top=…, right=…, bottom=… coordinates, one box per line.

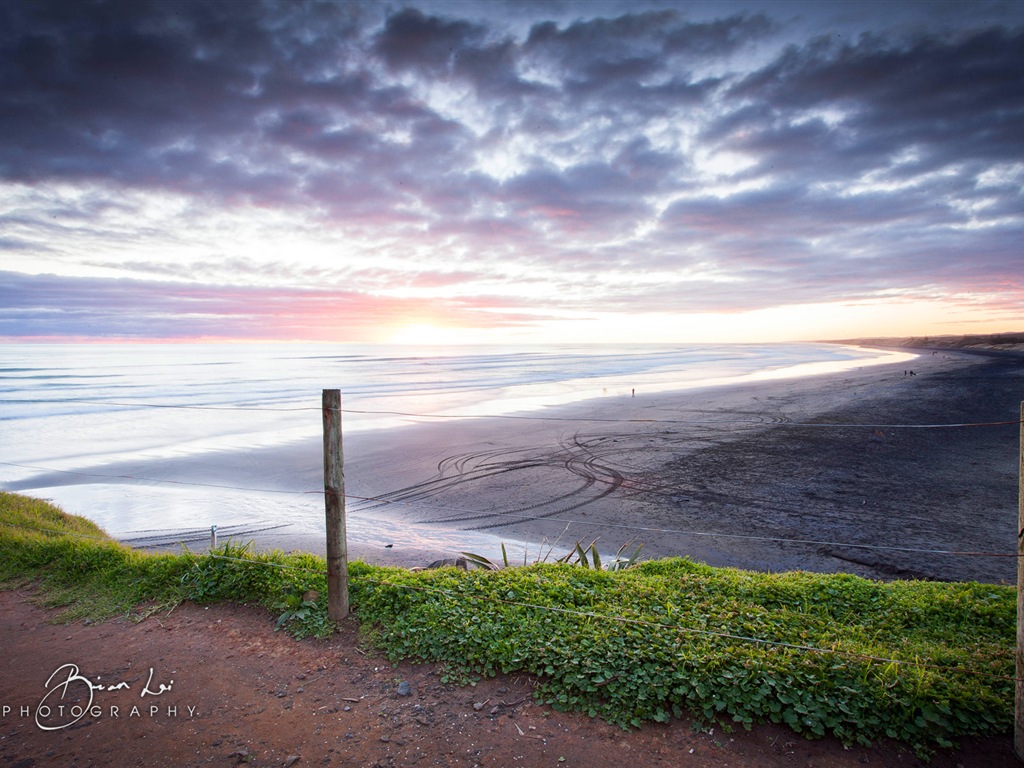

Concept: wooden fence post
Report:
left=323, top=389, right=349, bottom=621
left=1016, top=401, right=1023, bottom=761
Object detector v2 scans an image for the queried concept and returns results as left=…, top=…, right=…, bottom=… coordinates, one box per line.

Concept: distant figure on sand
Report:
left=631, top=388, right=635, bottom=397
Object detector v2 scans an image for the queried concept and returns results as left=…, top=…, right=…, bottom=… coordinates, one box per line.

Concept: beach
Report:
left=3, top=343, right=1019, bottom=583
left=211, top=347, right=1022, bottom=583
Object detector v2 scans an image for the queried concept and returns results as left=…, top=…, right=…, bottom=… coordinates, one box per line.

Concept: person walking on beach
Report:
left=631, top=388, right=635, bottom=397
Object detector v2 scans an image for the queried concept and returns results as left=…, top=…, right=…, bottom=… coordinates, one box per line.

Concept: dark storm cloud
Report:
left=524, top=10, right=774, bottom=71
left=641, top=21, right=1024, bottom=313
left=501, top=162, right=659, bottom=233
left=1, top=0, right=1022, bottom=339
left=4, top=1, right=1015, bottom=216
left=664, top=184, right=949, bottom=238
left=518, top=11, right=755, bottom=118
left=0, top=0, right=448, bottom=212
left=716, top=26, right=1024, bottom=177
left=0, top=1, right=748, bottom=211
left=373, top=4, right=535, bottom=99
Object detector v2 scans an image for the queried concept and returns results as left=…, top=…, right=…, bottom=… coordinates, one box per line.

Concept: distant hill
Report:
left=833, top=331, right=1024, bottom=354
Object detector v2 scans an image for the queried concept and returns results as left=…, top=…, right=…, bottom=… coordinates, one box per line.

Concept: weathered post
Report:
left=210, top=525, right=217, bottom=550
left=322, top=389, right=349, bottom=621
left=1016, top=402, right=1024, bottom=761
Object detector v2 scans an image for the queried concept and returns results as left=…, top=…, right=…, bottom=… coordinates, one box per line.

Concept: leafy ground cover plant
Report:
left=0, top=492, right=1013, bottom=756
left=350, top=560, right=1013, bottom=755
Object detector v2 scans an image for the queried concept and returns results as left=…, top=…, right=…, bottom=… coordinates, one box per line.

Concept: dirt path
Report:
left=0, top=591, right=1014, bottom=767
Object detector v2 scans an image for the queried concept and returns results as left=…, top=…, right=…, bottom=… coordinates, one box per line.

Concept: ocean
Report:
left=0, top=341, right=903, bottom=558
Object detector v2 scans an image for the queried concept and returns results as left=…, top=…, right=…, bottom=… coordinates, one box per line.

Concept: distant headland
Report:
left=832, top=331, right=1024, bottom=355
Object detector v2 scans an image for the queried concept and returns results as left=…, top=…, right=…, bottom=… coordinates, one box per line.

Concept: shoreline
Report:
left=194, top=346, right=1020, bottom=582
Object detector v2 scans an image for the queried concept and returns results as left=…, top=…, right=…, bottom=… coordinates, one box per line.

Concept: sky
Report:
left=1, top=0, right=1022, bottom=345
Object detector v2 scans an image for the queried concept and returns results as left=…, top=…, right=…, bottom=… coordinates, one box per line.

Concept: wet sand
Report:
left=215, top=348, right=1021, bottom=583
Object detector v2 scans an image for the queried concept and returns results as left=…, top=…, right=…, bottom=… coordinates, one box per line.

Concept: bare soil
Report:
left=0, top=591, right=1015, bottom=768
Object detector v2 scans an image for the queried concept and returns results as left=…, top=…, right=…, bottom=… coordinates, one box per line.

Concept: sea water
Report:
left=0, top=342, right=904, bottom=556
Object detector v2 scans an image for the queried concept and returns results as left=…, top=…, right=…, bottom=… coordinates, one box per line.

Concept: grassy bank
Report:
left=0, top=492, right=1014, bottom=755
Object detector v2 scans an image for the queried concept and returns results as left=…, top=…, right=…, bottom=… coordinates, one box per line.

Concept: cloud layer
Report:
left=1, top=0, right=1021, bottom=341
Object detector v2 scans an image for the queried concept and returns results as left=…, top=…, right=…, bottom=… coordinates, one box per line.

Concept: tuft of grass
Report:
left=0, top=492, right=1015, bottom=756
left=461, top=538, right=643, bottom=571
left=0, top=491, right=333, bottom=636
left=0, top=490, right=110, bottom=540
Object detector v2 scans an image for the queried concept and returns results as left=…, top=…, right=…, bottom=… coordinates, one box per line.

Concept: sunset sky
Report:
left=1, top=0, right=1022, bottom=344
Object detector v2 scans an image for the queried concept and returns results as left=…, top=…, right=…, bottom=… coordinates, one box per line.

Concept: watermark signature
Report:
left=2, top=663, right=197, bottom=731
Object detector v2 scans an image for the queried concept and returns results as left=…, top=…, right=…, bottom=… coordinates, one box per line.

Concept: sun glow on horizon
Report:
left=376, top=296, right=1022, bottom=347
left=387, top=322, right=483, bottom=346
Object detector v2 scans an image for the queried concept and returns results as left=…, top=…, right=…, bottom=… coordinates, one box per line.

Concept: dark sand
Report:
left=72, top=346, right=1016, bottom=582
left=198, top=347, right=1021, bottom=584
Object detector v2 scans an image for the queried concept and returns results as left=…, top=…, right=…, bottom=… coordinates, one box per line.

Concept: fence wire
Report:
left=2, top=391, right=1020, bottom=692
left=0, top=459, right=1018, bottom=559
left=1, top=396, right=1020, bottom=429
